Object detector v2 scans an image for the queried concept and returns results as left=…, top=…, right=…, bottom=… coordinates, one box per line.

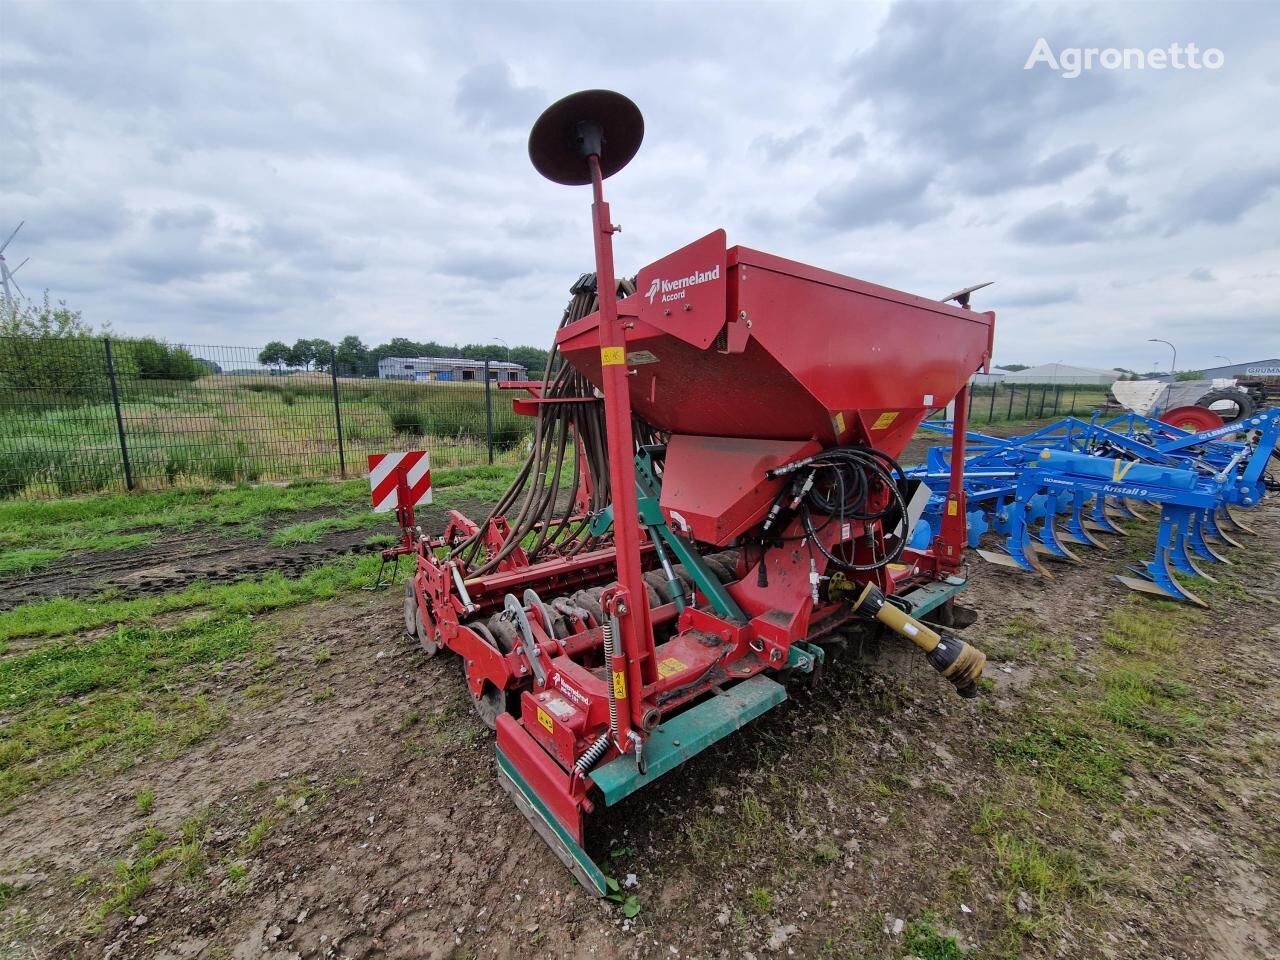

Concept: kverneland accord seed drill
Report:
left=393, top=91, right=996, bottom=892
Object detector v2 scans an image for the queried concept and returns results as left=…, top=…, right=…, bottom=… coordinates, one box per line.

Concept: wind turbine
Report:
left=0, top=221, right=30, bottom=309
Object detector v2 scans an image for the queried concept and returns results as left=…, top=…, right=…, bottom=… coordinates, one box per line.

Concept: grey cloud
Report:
left=961, top=143, right=1099, bottom=196
left=1187, top=267, right=1215, bottom=282
left=454, top=62, right=544, bottom=131
left=1165, top=166, right=1280, bottom=233
left=1010, top=188, right=1135, bottom=244
left=830, top=132, right=867, bottom=159
left=995, top=285, right=1080, bottom=308
left=435, top=251, right=535, bottom=285
left=813, top=165, right=950, bottom=229
left=1106, top=149, right=1132, bottom=175
left=752, top=127, right=818, bottom=164
left=842, top=1, right=1120, bottom=197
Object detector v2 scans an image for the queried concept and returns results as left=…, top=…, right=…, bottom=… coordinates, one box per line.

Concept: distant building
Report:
left=1191, top=358, right=1280, bottom=380
left=970, top=366, right=1014, bottom=387
left=376, top=356, right=527, bottom=383
left=1001, top=363, right=1120, bottom=386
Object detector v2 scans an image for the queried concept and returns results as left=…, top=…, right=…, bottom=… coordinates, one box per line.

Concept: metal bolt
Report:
left=672, top=739, right=681, bottom=747
left=683, top=304, right=692, bottom=311
left=739, top=310, right=747, bottom=320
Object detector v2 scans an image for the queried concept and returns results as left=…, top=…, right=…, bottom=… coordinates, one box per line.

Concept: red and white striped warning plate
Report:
left=367, top=451, right=432, bottom=513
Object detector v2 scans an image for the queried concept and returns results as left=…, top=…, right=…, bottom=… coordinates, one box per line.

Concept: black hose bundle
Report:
left=771, top=446, right=909, bottom=572
left=449, top=275, right=662, bottom=575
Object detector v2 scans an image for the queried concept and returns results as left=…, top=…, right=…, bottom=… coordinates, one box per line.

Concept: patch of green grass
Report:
left=0, top=547, right=65, bottom=575
left=1101, top=603, right=1190, bottom=655
left=270, top=511, right=389, bottom=546
left=989, top=832, right=1092, bottom=909
left=746, top=886, right=773, bottom=913
left=135, top=786, right=155, bottom=815
left=993, top=717, right=1128, bottom=804
left=0, top=551, right=384, bottom=646
left=238, top=816, right=277, bottom=855
left=904, top=913, right=971, bottom=959
left=0, top=880, right=16, bottom=910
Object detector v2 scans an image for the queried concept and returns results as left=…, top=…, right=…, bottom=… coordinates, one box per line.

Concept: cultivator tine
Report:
left=1186, top=510, right=1230, bottom=565
left=1203, top=508, right=1244, bottom=550
left=1114, top=508, right=1209, bottom=608
left=1122, top=498, right=1152, bottom=521
left=1087, top=496, right=1128, bottom=536
left=1061, top=493, right=1107, bottom=549
left=989, top=499, right=1053, bottom=576
left=1033, top=510, right=1083, bottom=564
left=1108, top=496, right=1145, bottom=521
left=1219, top=503, right=1258, bottom=536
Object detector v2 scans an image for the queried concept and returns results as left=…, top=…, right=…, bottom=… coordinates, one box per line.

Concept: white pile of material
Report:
left=1110, top=379, right=1238, bottom=416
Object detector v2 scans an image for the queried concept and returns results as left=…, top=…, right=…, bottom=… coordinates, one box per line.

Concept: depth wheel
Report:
left=405, top=579, right=440, bottom=658
left=466, top=622, right=509, bottom=730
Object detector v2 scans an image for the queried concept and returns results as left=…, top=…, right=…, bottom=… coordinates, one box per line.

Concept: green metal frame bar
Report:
left=589, top=449, right=747, bottom=622
left=590, top=674, right=787, bottom=806
left=634, top=449, right=747, bottom=622
left=896, top=577, right=967, bottom=618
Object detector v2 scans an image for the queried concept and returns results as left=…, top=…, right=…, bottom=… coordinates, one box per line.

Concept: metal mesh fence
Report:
left=927, top=381, right=1118, bottom=426
left=0, top=336, right=535, bottom=498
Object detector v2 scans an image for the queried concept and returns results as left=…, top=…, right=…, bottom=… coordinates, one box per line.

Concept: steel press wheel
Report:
left=405, top=580, right=440, bottom=658
left=465, top=622, right=508, bottom=730
left=403, top=579, right=418, bottom=636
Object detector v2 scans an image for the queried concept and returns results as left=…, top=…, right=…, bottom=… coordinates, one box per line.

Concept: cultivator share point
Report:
left=907, top=410, right=1280, bottom=608
left=380, top=90, right=1001, bottom=893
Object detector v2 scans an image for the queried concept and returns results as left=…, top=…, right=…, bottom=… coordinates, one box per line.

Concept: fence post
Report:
left=484, top=360, right=494, bottom=465
left=1023, top=388, right=1031, bottom=419
left=330, top=348, right=346, bottom=477
left=987, top=386, right=997, bottom=423
left=1007, top=385, right=1015, bottom=420
left=1037, top=386, right=1046, bottom=418
left=1071, top=385, right=1078, bottom=414
left=1053, top=383, right=1062, bottom=415
left=104, top=337, right=134, bottom=492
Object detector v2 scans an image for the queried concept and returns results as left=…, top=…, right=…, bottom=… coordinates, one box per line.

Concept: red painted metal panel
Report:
left=556, top=233, right=995, bottom=462
left=658, top=435, right=818, bottom=546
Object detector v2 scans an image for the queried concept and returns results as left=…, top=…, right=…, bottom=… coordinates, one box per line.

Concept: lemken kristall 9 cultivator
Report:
left=388, top=91, right=998, bottom=892
left=906, top=409, right=1280, bottom=608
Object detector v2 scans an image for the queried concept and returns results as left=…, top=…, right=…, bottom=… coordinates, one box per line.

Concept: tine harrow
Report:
left=908, top=408, right=1280, bottom=607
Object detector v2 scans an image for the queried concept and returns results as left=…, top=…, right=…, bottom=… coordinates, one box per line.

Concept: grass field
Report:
left=0, top=445, right=1276, bottom=958
left=0, top=371, right=534, bottom=499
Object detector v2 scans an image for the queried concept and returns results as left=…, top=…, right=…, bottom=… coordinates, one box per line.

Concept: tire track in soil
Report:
left=0, top=499, right=493, bottom=611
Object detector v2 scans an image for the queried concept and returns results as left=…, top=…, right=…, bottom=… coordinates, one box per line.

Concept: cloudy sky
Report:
left=2, top=1, right=1277, bottom=371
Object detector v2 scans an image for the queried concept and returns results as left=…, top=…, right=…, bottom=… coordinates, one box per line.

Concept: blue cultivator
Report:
left=906, top=408, right=1280, bottom=607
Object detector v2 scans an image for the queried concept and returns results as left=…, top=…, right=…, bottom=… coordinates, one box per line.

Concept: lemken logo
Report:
left=644, top=264, right=721, bottom=305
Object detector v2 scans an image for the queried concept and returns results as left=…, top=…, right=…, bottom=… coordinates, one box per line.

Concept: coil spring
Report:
left=602, top=618, right=618, bottom=739
left=575, top=733, right=611, bottom=774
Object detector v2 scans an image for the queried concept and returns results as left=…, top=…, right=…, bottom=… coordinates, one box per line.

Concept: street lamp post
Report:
left=493, top=336, right=511, bottom=363
left=1148, top=338, right=1176, bottom=377
left=1215, top=355, right=1232, bottom=366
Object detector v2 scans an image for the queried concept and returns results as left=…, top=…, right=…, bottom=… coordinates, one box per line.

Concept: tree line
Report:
left=257, top=336, right=550, bottom=378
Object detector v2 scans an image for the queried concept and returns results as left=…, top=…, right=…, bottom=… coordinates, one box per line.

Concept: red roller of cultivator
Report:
left=386, top=90, right=998, bottom=893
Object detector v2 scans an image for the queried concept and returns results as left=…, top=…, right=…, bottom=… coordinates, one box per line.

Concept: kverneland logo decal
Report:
left=644, top=264, right=721, bottom=304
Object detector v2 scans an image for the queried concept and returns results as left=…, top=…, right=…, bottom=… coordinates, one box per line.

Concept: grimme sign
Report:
left=1246, top=366, right=1280, bottom=376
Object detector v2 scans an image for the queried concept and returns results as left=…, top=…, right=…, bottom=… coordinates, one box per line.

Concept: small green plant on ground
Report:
left=135, top=786, right=155, bottom=815
left=903, top=913, right=971, bottom=959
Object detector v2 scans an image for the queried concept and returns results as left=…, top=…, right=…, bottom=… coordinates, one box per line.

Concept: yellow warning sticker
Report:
left=947, top=501, right=958, bottom=516
left=872, top=411, right=899, bottom=430
left=612, top=670, right=628, bottom=700
left=833, top=411, right=846, bottom=435
left=537, top=707, right=554, bottom=733
left=657, top=657, right=688, bottom=679
left=601, top=346, right=626, bottom=366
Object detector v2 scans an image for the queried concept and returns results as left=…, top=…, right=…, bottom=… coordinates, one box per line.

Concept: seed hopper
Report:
left=390, top=91, right=997, bottom=892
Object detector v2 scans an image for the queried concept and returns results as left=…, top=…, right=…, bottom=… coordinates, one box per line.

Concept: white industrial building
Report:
left=970, top=366, right=1015, bottom=387
left=1001, top=363, right=1120, bottom=385
left=376, top=356, right=527, bottom=382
